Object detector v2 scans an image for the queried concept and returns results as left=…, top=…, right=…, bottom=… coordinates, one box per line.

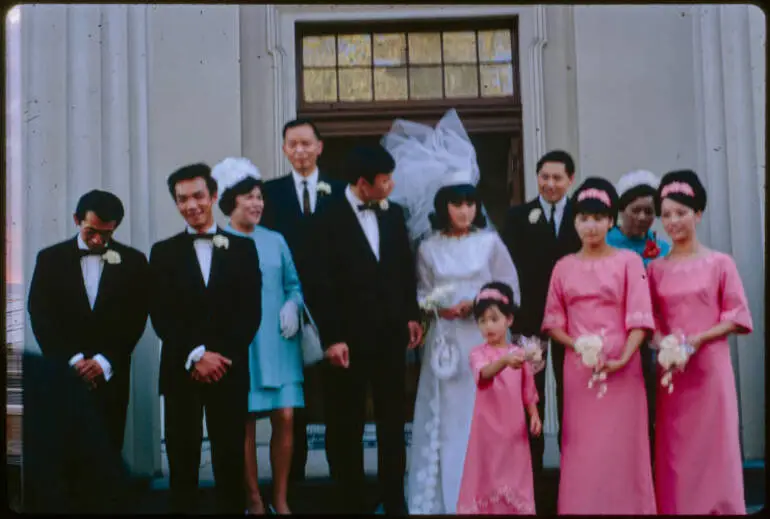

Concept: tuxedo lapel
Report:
left=66, top=239, right=94, bottom=316
left=207, top=229, right=226, bottom=291
left=92, top=257, right=117, bottom=312
left=280, top=174, right=303, bottom=218
left=180, top=235, right=208, bottom=294
left=341, top=202, right=379, bottom=265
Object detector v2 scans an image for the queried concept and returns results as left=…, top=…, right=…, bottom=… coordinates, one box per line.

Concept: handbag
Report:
left=300, top=307, right=324, bottom=366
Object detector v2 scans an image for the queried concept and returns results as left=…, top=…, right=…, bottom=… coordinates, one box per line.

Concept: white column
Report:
left=20, top=3, right=161, bottom=476
left=692, top=4, right=765, bottom=460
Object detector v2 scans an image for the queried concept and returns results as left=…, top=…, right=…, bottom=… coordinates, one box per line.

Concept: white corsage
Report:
left=654, top=331, right=694, bottom=394
left=102, top=249, right=122, bottom=265
left=317, top=181, right=332, bottom=195
left=574, top=332, right=608, bottom=398
left=528, top=208, right=542, bottom=224
left=379, top=199, right=390, bottom=211
left=212, top=235, right=229, bottom=249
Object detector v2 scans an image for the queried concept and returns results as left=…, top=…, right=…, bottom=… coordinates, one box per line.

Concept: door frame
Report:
left=256, top=4, right=547, bottom=202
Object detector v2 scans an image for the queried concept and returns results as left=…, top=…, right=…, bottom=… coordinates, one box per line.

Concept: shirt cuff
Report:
left=185, top=345, right=206, bottom=371
left=68, top=353, right=85, bottom=366
left=92, top=354, right=113, bottom=382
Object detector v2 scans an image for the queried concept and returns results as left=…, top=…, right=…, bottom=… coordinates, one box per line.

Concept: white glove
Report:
left=279, top=300, right=300, bottom=339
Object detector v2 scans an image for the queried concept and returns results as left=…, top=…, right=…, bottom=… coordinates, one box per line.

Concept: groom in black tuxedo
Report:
left=501, top=150, right=581, bottom=512
left=28, top=189, right=149, bottom=454
left=311, top=144, right=423, bottom=514
left=261, top=118, right=345, bottom=483
left=148, top=163, right=262, bottom=514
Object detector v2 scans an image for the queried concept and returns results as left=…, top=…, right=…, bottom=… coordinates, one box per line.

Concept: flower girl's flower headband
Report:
left=475, top=288, right=509, bottom=305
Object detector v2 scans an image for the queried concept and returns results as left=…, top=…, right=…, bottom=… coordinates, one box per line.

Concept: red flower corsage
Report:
left=643, top=233, right=661, bottom=259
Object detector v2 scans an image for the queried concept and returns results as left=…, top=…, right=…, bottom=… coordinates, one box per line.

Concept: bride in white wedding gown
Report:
left=383, top=110, right=521, bottom=514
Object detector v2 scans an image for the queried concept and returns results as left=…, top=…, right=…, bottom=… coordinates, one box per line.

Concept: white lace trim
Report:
left=626, top=311, right=653, bottom=326
left=456, top=485, right=535, bottom=514
left=409, top=386, right=442, bottom=515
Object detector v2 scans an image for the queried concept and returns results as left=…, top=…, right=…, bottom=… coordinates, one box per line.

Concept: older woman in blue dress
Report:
left=212, top=158, right=304, bottom=515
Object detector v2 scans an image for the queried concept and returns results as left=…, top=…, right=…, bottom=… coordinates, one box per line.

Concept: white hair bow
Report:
left=211, top=157, right=261, bottom=198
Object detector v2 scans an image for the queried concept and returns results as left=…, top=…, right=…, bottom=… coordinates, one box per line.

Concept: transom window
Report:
left=298, top=19, right=518, bottom=107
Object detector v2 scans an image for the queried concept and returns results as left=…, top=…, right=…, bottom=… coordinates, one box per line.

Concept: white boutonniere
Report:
left=528, top=208, right=542, bottom=224
left=317, top=181, right=332, bottom=195
left=212, top=235, right=229, bottom=249
left=379, top=199, right=389, bottom=211
left=102, top=249, right=122, bottom=265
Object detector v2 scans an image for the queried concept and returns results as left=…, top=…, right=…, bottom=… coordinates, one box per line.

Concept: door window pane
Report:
left=408, top=33, right=442, bottom=65
left=480, top=63, right=514, bottom=97
left=444, top=65, right=478, bottom=98
left=478, top=30, right=512, bottom=63
left=337, top=34, right=371, bottom=67
left=374, top=67, right=408, bottom=101
left=303, top=36, right=336, bottom=67
left=303, top=69, right=337, bottom=102
left=373, top=33, right=406, bottom=67
left=409, top=66, right=443, bottom=99
left=442, top=31, right=477, bottom=64
left=339, top=68, right=373, bottom=101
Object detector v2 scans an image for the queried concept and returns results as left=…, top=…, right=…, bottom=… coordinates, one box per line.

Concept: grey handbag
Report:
left=300, top=307, right=324, bottom=366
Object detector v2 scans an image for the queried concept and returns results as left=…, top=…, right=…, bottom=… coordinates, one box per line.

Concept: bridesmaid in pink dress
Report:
left=542, top=177, right=657, bottom=514
left=648, top=170, right=753, bottom=515
left=457, top=282, right=542, bottom=514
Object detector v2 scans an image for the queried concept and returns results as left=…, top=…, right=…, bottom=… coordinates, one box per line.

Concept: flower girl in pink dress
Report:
left=456, top=282, right=542, bottom=515
left=541, top=177, right=656, bottom=514
left=648, top=170, right=753, bottom=514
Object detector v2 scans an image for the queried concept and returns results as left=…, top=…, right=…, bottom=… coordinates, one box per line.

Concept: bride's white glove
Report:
left=279, top=300, right=300, bottom=338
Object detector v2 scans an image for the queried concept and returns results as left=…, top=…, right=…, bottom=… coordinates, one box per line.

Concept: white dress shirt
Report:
left=539, top=194, right=568, bottom=235
left=184, top=223, right=218, bottom=370
left=292, top=168, right=320, bottom=214
left=346, top=186, right=380, bottom=261
left=68, top=234, right=113, bottom=381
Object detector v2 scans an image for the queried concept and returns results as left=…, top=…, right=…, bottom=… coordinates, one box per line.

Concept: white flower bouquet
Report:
left=574, top=332, right=608, bottom=398
left=652, top=331, right=694, bottom=394
left=518, top=335, right=547, bottom=374
left=418, top=284, right=455, bottom=313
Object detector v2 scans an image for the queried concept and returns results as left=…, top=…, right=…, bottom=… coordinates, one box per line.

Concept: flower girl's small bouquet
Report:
left=518, top=335, right=547, bottom=374
left=574, top=332, right=608, bottom=398
left=652, top=331, right=695, bottom=394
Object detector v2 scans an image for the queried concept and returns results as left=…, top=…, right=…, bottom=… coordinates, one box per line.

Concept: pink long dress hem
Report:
left=456, top=344, right=538, bottom=515
left=648, top=251, right=753, bottom=515
left=542, top=249, right=657, bottom=515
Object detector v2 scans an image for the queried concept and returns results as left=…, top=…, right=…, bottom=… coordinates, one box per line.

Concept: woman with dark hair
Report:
left=542, top=177, right=656, bottom=514
left=648, top=170, right=752, bottom=514
left=212, top=158, right=305, bottom=515
left=607, top=170, right=670, bottom=266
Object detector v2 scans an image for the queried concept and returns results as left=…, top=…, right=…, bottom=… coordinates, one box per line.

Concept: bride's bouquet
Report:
left=518, top=335, right=547, bottom=374
left=652, top=331, right=694, bottom=394
left=574, top=332, right=608, bottom=398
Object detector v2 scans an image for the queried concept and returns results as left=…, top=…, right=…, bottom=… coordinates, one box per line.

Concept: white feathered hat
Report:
left=211, top=157, right=261, bottom=199
left=615, top=169, right=660, bottom=209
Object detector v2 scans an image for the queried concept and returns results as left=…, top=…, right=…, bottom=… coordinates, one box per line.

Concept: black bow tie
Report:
left=189, top=233, right=217, bottom=241
left=79, top=248, right=107, bottom=258
left=358, top=202, right=383, bottom=213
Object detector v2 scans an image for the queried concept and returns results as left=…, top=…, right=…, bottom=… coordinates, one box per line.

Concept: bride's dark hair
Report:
left=428, top=183, right=487, bottom=232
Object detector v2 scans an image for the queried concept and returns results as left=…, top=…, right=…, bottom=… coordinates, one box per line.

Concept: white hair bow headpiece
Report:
left=615, top=169, right=660, bottom=198
left=211, top=157, right=261, bottom=199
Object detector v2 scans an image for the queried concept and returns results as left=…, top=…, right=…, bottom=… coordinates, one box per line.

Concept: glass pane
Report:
left=303, top=69, right=337, bottom=102
left=478, top=30, right=512, bottom=63
left=444, top=65, right=478, bottom=98
left=374, top=67, right=407, bottom=101
left=443, top=31, right=477, bottom=64
left=303, top=36, right=336, bottom=67
left=339, top=68, right=373, bottom=101
left=373, top=33, right=406, bottom=66
left=409, top=66, right=443, bottom=100
left=338, top=34, right=371, bottom=66
left=408, top=33, right=442, bottom=65
left=480, top=63, right=514, bottom=97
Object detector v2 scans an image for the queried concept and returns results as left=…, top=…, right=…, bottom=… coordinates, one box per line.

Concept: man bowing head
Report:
left=148, top=163, right=262, bottom=514
left=310, top=144, right=422, bottom=514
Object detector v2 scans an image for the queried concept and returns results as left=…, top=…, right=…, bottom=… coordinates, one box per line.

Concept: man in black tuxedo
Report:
left=148, top=163, right=262, bottom=514
left=311, top=145, right=423, bottom=514
left=28, top=189, right=149, bottom=455
left=501, top=150, right=581, bottom=512
left=261, top=118, right=346, bottom=483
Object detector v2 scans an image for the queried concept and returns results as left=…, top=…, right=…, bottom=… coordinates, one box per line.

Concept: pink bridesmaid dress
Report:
left=456, top=344, right=538, bottom=515
left=648, top=251, right=753, bottom=515
left=542, top=249, right=657, bottom=515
